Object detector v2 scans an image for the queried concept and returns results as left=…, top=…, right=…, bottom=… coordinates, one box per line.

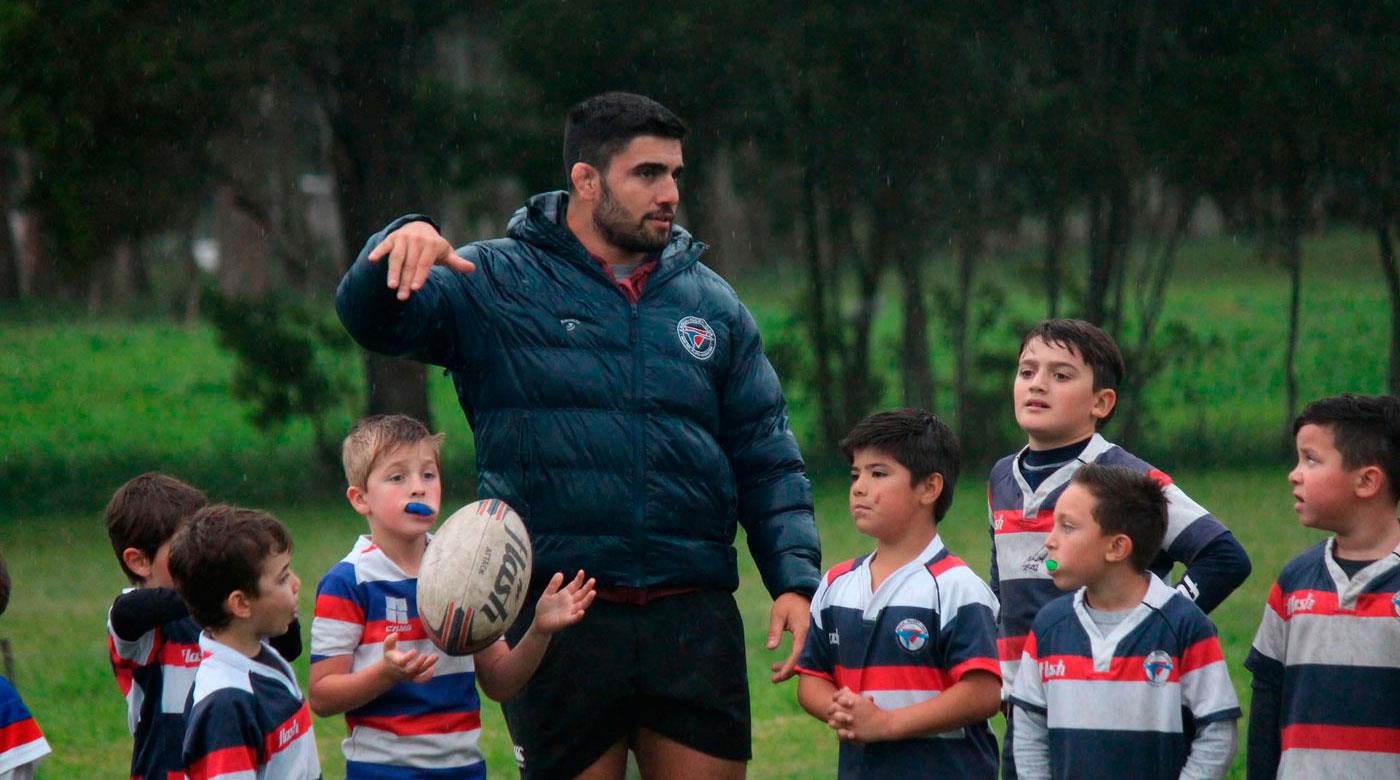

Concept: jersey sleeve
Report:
left=1176, top=611, right=1241, bottom=725
left=936, top=572, right=1002, bottom=684
left=794, top=576, right=834, bottom=681
left=183, top=691, right=264, bottom=780
left=1008, top=629, right=1047, bottom=715
left=1243, top=582, right=1288, bottom=686
left=310, top=565, right=366, bottom=663
left=0, top=679, right=50, bottom=776
left=107, top=598, right=160, bottom=669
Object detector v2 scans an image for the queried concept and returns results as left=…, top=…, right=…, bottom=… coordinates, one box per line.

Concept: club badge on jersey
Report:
left=1144, top=650, right=1174, bottom=686
left=895, top=618, right=929, bottom=653
left=677, top=316, right=716, bottom=360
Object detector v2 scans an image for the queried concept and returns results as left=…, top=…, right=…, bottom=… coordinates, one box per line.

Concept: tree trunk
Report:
left=1281, top=222, right=1303, bottom=451
left=0, top=147, right=20, bottom=301
left=1376, top=219, right=1400, bottom=394
left=954, top=230, right=979, bottom=445
left=886, top=208, right=933, bottom=411
left=1044, top=203, right=1064, bottom=318
left=801, top=167, right=842, bottom=453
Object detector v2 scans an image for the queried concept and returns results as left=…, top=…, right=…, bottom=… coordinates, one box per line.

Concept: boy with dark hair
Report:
left=310, top=415, right=594, bottom=779
left=103, top=474, right=302, bottom=780
left=991, top=319, right=1250, bottom=777
left=796, top=409, right=1001, bottom=779
left=0, top=552, right=52, bottom=780
left=1010, top=464, right=1240, bottom=780
left=1246, top=393, right=1400, bottom=778
left=340, top=91, right=820, bottom=778
left=169, top=505, right=320, bottom=780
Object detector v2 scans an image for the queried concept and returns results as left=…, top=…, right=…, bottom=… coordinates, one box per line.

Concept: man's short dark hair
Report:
left=1070, top=464, right=1168, bottom=571
left=1294, top=394, right=1400, bottom=503
left=841, top=408, right=961, bottom=522
left=1021, top=319, right=1126, bottom=427
left=563, top=92, right=686, bottom=189
left=168, top=505, right=292, bottom=631
left=105, top=473, right=209, bottom=584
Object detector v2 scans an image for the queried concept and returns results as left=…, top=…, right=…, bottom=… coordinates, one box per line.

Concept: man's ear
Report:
left=1106, top=533, right=1134, bottom=564
left=225, top=589, right=253, bottom=620
left=122, top=547, right=154, bottom=581
left=919, top=473, right=945, bottom=508
left=570, top=162, right=600, bottom=200
left=1091, top=388, right=1118, bottom=424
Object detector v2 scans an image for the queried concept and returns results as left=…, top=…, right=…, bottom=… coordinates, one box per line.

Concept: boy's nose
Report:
left=1287, top=466, right=1302, bottom=485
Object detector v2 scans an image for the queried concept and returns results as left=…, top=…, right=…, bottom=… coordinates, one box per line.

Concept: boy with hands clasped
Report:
left=796, top=409, right=1002, bottom=779
left=310, top=415, right=594, bottom=779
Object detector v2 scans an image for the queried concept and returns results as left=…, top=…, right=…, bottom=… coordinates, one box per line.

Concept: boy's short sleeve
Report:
left=794, top=576, right=834, bottom=681
left=1176, top=610, right=1241, bottom=725
left=311, top=564, right=366, bottom=662
left=1244, top=582, right=1288, bottom=686
left=107, top=599, right=159, bottom=669
left=936, top=572, right=1002, bottom=684
left=183, top=692, right=263, bottom=780
left=1008, top=631, right=1047, bottom=715
left=0, top=677, right=50, bottom=776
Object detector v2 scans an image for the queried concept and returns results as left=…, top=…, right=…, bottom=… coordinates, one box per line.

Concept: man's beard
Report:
left=593, top=180, right=673, bottom=254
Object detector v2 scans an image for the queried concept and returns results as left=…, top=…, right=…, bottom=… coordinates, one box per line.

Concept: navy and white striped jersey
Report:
left=1010, top=576, right=1240, bottom=780
left=311, top=535, right=486, bottom=779
left=0, top=675, right=49, bottom=779
left=796, top=533, right=1002, bottom=779
left=1245, top=537, right=1400, bottom=778
left=183, top=634, right=320, bottom=780
left=988, top=434, right=1231, bottom=688
left=107, top=591, right=202, bottom=780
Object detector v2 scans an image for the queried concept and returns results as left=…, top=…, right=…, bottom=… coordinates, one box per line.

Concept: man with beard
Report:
left=336, top=92, right=821, bottom=779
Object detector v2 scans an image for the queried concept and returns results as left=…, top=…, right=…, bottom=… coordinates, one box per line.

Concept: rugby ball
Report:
left=418, top=499, right=533, bottom=655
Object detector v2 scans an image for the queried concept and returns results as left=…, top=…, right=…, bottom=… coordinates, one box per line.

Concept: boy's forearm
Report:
left=1180, top=718, right=1238, bottom=780
left=308, top=660, right=399, bottom=717
left=1245, top=678, right=1283, bottom=779
left=880, top=672, right=1001, bottom=741
left=797, top=674, right=837, bottom=722
left=1178, top=531, right=1251, bottom=614
left=476, top=624, right=551, bottom=702
left=1012, top=705, right=1053, bottom=780
left=109, top=587, right=188, bottom=641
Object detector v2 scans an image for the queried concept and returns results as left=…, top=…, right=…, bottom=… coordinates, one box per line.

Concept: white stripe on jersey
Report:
left=1280, top=749, right=1400, bottom=778
left=354, top=542, right=416, bottom=585
left=349, top=637, right=475, bottom=675
left=343, top=726, right=486, bottom=769
left=1161, top=484, right=1208, bottom=550
left=1284, top=613, right=1400, bottom=670
left=160, top=664, right=197, bottom=715
left=1179, top=660, right=1239, bottom=719
left=1042, top=679, right=1184, bottom=732
left=995, top=533, right=1055, bottom=584
left=311, top=616, right=364, bottom=658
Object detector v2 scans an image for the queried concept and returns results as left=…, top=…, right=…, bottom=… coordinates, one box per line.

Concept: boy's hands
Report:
left=829, top=687, right=892, bottom=744
left=532, top=570, right=597, bottom=634
left=378, top=631, right=438, bottom=684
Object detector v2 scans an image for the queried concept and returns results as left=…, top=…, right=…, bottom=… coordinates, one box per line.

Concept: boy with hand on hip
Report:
left=796, top=409, right=1002, bottom=779
left=1246, top=394, right=1400, bottom=778
left=103, top=473, right=301, bottom=780
left=168, top=505, right=321, bottom=780
left=1009, top=464, right=1240, bottom=780
left=309, top=415, right=594, bottom=780
left=990, top=319, right=1250, bottom=777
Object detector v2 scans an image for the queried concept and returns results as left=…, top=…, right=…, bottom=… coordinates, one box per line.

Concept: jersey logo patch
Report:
left=676, top=316, right=716, bottom=360
left=385, top=596, right=409, bottom=626
left=1144, top=650, right=1174, bottom=686
left=895, top=618, right=929, bottom=653
left=560, top=318, right=580, bottom=332
left=1393, top=591, right=1400, bottom=618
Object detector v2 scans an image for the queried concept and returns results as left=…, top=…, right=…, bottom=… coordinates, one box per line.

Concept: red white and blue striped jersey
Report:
left=1245, top=537, right=1400, bottom=778
left=988, top=434, right=1229, bottom=688
left=107, top=590, right=203, bottom=780
left=311, top=535, right=486, bottom=779
left=0, top=675, right=49, bottom=779
left=1010, top=576, right=1240, bottom=780
left=182, top=633, right=320, bottom=780
left=796, top=533, right=1002, bottom=779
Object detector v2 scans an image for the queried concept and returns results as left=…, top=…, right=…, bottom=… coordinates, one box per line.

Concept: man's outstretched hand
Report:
left=767, top=591, right=811, bottom=683
left=368, top=221, right=477, bottom=300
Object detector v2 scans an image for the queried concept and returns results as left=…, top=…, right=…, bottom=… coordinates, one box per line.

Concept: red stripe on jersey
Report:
left=949, top=657, right=1002, bottom=682
left=1282, top=724, right=1400, bottom=753
left=826, top=559, right=858, bottom=585
left=362, top=620, right=429, bottom=644
left=107, top=629, right=160, bottom=670
left=1178, top=637, right=1226, bottom=674
left=992, top=510, right=1054, bottom=535
left=185, top=745, right=258, bottom=779
left=794, top=665, right=835, bottom=682
left=261, top=703, right=312, bottom=757
left=1266, top=583, right=1287, bottom=619
left=1354, top=592, right=1400, bottom=617
left=1035, top=654, right=1183, bottom=684
left=999, top=635, right=1029, bottom=662
left=314, top=594, right=365, bottom=623
left=168, top=772, right=184, bottom=780
left=833, top=664, right=952, bottom=693
left=1273, top=589, right=1399, bottom=619
left=346, top=709, right=483, bottom=737
left=156, top=641, right=205, bottom=669
left=927, top=555, right=967, bottom=578
left=1145, top=469, right=1174, bottom=487
left=0, top=717, right=42, bottom=752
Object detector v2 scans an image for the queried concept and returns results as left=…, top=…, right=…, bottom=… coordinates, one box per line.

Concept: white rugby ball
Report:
left=418, top=499, right=533, bottom=655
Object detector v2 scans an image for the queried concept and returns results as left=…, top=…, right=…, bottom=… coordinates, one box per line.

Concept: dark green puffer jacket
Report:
left=336, top=191, right=821, bottom=598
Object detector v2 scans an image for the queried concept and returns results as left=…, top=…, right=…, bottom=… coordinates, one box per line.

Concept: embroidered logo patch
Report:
left=385, top=596, right=409, bottom=626
left=1144, top=650, right=1174, bottom=686
left=560, top=318, right=580, bottom=332
left=1392, top=591, right=1400, bottom=618
left=676, top=316, right=716, bottom=360
left=894, top=618, right=929, bottom=653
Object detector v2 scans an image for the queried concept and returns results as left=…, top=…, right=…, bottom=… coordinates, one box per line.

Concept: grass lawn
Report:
left=2, top=466, right=1315, bottom=778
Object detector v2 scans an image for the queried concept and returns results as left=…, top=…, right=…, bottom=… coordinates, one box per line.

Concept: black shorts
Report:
left=501, top=588, right=751, bottom=779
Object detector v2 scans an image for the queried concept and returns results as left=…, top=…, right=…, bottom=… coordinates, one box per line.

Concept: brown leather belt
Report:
left=593, top=584, right=700, bottom=605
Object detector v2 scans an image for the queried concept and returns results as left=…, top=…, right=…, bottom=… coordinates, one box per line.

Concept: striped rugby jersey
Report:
left=988, top=434, right=1229, bottom=688
left=0, top=675, right=49, bottom=779
left=183, top=634, right=320, bottom=780
left=1010, top=576, right=1240, bottom=780
left=796, top=533, right=1002, bottom=779
left=106, top=591, right=203, bottom=780
left=1245, top=537, right=1400, bottom=778
left=311, top=535, right=487, bottom=779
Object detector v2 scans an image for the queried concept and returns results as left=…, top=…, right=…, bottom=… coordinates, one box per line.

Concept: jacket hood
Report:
left=506, top=190, right=706, bottom=276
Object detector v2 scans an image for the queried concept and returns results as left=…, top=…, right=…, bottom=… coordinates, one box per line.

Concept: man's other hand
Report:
left=767, top=591, right=811, bottom=683
left=368, top=221, right=476, bottom=300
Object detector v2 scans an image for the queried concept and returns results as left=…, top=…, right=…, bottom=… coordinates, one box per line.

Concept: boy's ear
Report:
left=1091, top=388, right=1118, bottom=423
left=122, top=547, right=155, bottom=580
left=347, top=485, right=371, bottom=517
left=1105, top=533, right=1134, bottom=564
left=918, top=473, right=945, bottom=508
left=224, top=589, right=253, bottom=621
left=1353, top=464, right=1386, bottom=500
